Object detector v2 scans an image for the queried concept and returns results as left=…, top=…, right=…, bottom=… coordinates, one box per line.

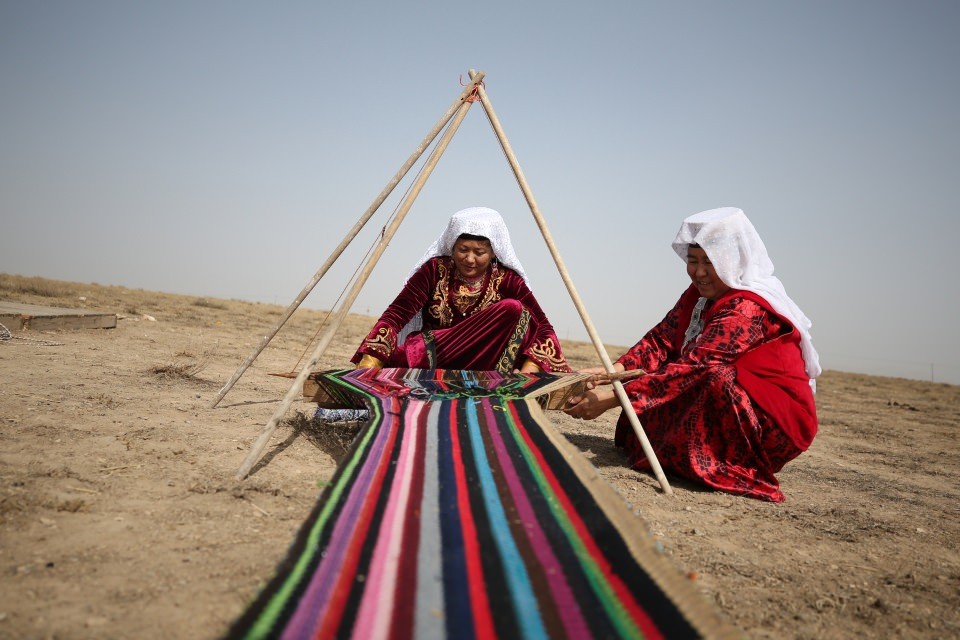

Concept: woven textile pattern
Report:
left=226, top=369, right=733, bottom=640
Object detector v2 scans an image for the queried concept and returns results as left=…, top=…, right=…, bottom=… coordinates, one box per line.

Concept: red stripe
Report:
left=449, top=402, right=496, bottom=640
left=389, top=402, right=429, bottom=640
left=313, top=397, right=403, bottom=639
left=508, top=403, right=663, bottom=639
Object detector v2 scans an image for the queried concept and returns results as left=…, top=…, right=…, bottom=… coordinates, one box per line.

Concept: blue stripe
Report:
left=465, top=398, right=548, bottom=640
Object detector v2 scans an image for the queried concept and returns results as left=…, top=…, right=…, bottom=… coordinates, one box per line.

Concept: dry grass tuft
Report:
left=87, top=393, right=119, bottom=409
left=287, top=410, right=365, bottom=461
left=150, top=360, right=207, bottom=379
left=149, top=345, right=217, bottom=381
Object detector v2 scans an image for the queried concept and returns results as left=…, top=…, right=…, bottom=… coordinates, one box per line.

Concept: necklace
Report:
left=453, top=272, right=485, bottom=315
left=455, top=272, right=484, bottom=288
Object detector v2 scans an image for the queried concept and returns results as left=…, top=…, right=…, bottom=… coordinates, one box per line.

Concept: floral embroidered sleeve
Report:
left=621, top=297, right=783, bottom=414
left=350, top=261, right=436, bottom=364
left=616, top=296, right=687, bottom=373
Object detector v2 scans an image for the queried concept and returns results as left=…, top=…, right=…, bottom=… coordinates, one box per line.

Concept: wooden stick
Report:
left=534, top=368, right=645, bottom=398
left=468, top=69, right=673, bottom=495
left=235, top=89, right=479, bottom=481
left=211, top=72, right=487, bottom=408
left=536, top=369, right=647, bottom=412
left=582, top=368, right=646, bottom=383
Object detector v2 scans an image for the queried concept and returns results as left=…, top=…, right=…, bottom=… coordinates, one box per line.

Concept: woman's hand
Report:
left=578, top=363, right=625, bottom=386
left=356, top=354, right=384, bottom=369
left=518, top=358, right=542, bottom=374
left=563, top=386, right=618, bottom=420
left=578, top=365, right=610, bottom=376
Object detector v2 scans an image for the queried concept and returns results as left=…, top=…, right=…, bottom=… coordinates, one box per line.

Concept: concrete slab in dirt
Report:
left=0, top=301, right=117, bottom=331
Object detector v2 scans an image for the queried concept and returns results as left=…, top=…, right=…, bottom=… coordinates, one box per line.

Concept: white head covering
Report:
left=406, top=206, right=527, bottom=282
left=671, top=207, right=821, bottom=381
left=398, top=206, right=527, bottom=343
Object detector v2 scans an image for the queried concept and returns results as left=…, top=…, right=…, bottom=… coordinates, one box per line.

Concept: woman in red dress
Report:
left=564, top=207, right=820, bottom=502
left=352, top=207, right=571, bottom=374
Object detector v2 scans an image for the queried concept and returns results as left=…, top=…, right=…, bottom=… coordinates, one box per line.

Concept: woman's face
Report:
left=686, top=246, right=731, bottom=301
left=452, top=236, right=493, bottom=280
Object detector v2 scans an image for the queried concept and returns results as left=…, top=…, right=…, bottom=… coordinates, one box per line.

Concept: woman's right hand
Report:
left=563, top=386, right=618, bottom=420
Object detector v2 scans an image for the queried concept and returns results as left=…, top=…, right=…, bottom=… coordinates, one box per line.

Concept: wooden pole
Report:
left=211, top=72, right=487, bottom=408
left=468, top=69, right=673, bottom=495
left=235, top=90, right=479, bottom=481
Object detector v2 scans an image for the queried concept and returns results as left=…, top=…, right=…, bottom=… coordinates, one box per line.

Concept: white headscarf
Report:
left=406, top=206, right=527, bottom=282
left=398, top=206, right=527, bottom=343
left=671, top=207, right=821, bottom=381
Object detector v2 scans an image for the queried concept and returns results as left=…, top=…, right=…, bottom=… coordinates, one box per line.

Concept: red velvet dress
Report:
left=352, top=257, right=571, bottom=373
left=615, top=285, right=818, bottom=502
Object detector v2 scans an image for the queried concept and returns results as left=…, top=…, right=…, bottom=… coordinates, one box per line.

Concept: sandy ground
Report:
left=1, top=274, right=958, bottom=640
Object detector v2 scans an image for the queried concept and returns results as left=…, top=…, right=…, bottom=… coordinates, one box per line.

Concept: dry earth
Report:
left=1, top=274, right=958, bottom=639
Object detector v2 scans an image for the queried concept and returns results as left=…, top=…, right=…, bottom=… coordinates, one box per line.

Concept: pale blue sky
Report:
left=2, top=1, right=958, bottom=384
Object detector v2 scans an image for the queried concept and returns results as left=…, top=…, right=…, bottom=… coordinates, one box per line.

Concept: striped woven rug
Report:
left=227, top=369, right=738, bottom=640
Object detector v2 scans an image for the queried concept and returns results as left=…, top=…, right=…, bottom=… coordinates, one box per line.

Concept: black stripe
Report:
left=517, top=402, right=701, bottom=636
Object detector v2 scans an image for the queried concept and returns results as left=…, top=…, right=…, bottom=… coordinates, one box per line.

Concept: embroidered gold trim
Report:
left=529, top=337, right=568, bottom=372
left=476, top=266, right=503, bottom=312
left=496, top=307, right=531, bottom=373
left=427, top=259, right=510, bottom=327
left=453, top=281, right=483, bottom=315
left=422, top=330, right=437, bottom=369
left=429, top=261, right=454, bottom=326
left=361, top=325, right=397, bottom=358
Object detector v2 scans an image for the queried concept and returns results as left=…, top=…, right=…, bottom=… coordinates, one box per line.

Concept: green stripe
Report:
left=501, top=400, right=644, bottom=640
left=243, top=375, right=383, bottom=639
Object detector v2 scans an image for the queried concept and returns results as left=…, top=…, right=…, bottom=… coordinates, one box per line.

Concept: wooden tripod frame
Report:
left=223, top=69, right=672, bottom=495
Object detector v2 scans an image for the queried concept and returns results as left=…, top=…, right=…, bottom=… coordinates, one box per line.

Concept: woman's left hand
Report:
left=517, top=358, right=542, bottom=374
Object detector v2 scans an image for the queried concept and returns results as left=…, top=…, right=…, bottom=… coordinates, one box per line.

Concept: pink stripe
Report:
left=481, top=400, right=591, bottom=638
left=350, top=401, right=424, bottom=640
left=280, top=402, right=400, bottom=639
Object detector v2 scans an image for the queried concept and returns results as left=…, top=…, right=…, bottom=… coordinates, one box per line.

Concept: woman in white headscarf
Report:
left=564, top=207, right=819, bottom=502
left=352, top=207, right=571, bottom=373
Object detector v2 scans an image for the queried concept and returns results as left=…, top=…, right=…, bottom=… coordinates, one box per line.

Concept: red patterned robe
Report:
left=615, top=284, right=818, bottom=502
left=352, top=257, right=571, bottom=373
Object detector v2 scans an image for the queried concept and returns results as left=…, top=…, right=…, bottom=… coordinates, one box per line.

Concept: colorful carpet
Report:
left=226, top=369, right=737, bottom=639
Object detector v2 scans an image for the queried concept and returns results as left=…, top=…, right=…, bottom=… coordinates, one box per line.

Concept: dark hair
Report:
left=457, top=233, right=490, bottom=243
